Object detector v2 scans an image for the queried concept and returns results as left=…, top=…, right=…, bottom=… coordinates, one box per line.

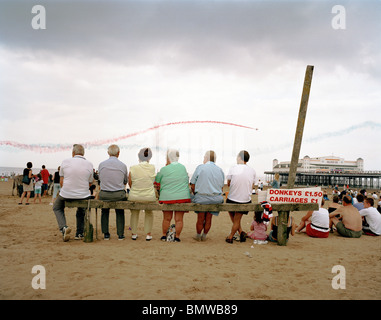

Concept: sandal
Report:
left=240, top=231, right=247, bottom=242
left=225, top=237, right=233, bottom=244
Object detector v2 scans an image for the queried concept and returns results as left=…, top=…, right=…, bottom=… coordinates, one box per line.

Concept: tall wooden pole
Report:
left=287, top=65, right=314, bottom=189
left=277, top=65, right=314, bottom=246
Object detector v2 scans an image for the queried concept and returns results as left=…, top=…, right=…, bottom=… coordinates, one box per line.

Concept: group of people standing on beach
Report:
left=20, top=143, right=381, bottom=243
left=18, top=164, right=51, bottom=205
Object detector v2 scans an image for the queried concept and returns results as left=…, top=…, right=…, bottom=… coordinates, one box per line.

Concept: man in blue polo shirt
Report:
left=98, top=144, right=128, bottom=241
left=190, top=150, right=225, bottom=241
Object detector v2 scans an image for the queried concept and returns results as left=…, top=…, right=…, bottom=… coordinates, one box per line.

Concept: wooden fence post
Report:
left=277, top=65, right=314, bottom=246
left=83, top=201, right=93, bottom=243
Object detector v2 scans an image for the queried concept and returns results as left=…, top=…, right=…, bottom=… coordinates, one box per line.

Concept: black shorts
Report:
left=226, top=198, right=251, bottom=215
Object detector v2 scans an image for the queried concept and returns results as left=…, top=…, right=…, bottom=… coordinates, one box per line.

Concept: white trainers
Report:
left=253, top=239, right=268, bottom=245
left=146, top=235, right=152, bottom=241
left=193, top=234, right=202, bottom=241
left=257, top=240, right=268, bottom=245
left=131, top=234, right=138, bottom=240
left=62, top=226, right=71, bottom=242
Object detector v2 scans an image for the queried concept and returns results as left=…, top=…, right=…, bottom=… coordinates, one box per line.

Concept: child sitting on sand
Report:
left=248, top=211, right=268, bottom=245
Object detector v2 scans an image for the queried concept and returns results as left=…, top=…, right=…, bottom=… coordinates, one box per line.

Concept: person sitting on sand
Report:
left=248, top=211, right=268, bottom=244
left=328, top=195, right=342, bottom=214
left=296, top=199, right=330, bottom=238
left=268, top=214, right=296, bottom=243
left=190, top=150, right=225, bottom=242
left=155, top=149, right=191, bottom=242
left=53, top=144, right=94, bottom=242
left=329, top=195, right=362, bottom=238
left=353, top=194, right=365, bottom=211
left=98, top=144, right=128, bottom=241
left=225, top=150, right=256, bottom=244
left=328, top=195, right=342, bottom=232
left=359, top=198, right=381, bottom=236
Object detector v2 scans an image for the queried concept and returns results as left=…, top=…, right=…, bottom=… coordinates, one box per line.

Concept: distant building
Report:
left=266, top=156, right=380, bottom=188
left=272, top=156, right=364, bottom=174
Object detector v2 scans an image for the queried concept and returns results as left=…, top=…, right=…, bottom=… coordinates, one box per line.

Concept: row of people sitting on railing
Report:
left=52, top=144, right=256, bottom=243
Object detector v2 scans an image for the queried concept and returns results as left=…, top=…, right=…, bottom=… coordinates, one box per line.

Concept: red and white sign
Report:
left=266, top=187, right=323, bottom=206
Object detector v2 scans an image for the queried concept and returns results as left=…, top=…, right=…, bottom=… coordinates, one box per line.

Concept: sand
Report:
left=0, top=180, right=380, bottom=300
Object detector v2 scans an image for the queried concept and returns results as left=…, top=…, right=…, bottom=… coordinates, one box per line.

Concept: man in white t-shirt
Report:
left=359, top=197, right=381, bottom=236
left=225, top=150, right=256, bottom=244
left=53, top=144, right=94, bottom=241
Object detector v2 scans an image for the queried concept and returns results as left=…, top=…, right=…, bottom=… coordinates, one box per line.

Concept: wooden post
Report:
left=287, top=65, right=314, bottom=189
left=83, top=204, right=94, bottom=243
left=277, top=210, right=289, bottom=245
left=277, top=65, right=314, bottom=246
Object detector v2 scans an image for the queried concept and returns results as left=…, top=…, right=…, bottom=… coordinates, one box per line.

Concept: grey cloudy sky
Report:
left=0, top=0, right=380, bottom=177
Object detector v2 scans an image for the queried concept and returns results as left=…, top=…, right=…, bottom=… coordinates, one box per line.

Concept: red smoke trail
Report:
left=1, top=120, right=258, bottom=153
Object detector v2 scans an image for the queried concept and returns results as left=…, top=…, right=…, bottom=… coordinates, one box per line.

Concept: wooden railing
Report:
left=66, top=200, right=319, bottom=244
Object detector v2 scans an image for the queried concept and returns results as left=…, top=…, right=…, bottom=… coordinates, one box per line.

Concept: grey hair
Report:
left=72, top=144, right=85, bottom=156
left=167, top=149, right=180, bottom=163
left=138, top=148, right=152, bottom=162
left=107, top=144, right=120, bottom=157
left=204, top=150, right=216, bottom=162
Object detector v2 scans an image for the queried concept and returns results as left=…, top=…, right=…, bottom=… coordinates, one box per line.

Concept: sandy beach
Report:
left=0, top=180, right=380, bottom=300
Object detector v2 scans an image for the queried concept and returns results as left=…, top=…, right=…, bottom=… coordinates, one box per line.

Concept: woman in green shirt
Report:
left=155, top=149, right=191, bottom=242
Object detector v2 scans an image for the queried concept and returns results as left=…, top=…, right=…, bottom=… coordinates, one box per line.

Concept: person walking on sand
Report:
left=33, top=173, right=43, bottom=204
left=190, top=150, right=225, bottom=241
left=225, top=150, right=256, bottom=244
left=40, top=165, right=50, bottom=197
left=19, top=162, right=34, bottom=205
left=53, top=144, right=94, bottom=242
left=50, top=166, right=61, bottom=205
left=98, top=144, right=128, bottom=241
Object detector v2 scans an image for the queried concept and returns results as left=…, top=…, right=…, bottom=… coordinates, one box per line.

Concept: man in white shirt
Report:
left=98, top=144, right=128, bottom=240
left=53, top=144, right=94, bottom=241
left=225, top=150, right=256, bottom=243
left=360, top=197, right=381, bottom=236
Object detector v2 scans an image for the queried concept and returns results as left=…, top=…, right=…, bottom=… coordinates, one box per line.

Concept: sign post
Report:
left=277, top=65, right=314, bottom=246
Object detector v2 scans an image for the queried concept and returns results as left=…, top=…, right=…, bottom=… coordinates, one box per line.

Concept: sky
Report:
left=0, top=0, right=380, bottom=180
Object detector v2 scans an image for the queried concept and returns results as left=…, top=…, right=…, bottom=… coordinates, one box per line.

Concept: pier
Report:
left=264, top=171, right=381, bottom=189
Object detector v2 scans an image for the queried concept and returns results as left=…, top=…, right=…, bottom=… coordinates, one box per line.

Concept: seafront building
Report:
left=265, top=155, right=380, bottom=188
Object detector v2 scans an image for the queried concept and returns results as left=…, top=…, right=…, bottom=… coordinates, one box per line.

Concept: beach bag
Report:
left=166, top=224, right=176, bottom=242
left=22, top=175, right=31, bottom=185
